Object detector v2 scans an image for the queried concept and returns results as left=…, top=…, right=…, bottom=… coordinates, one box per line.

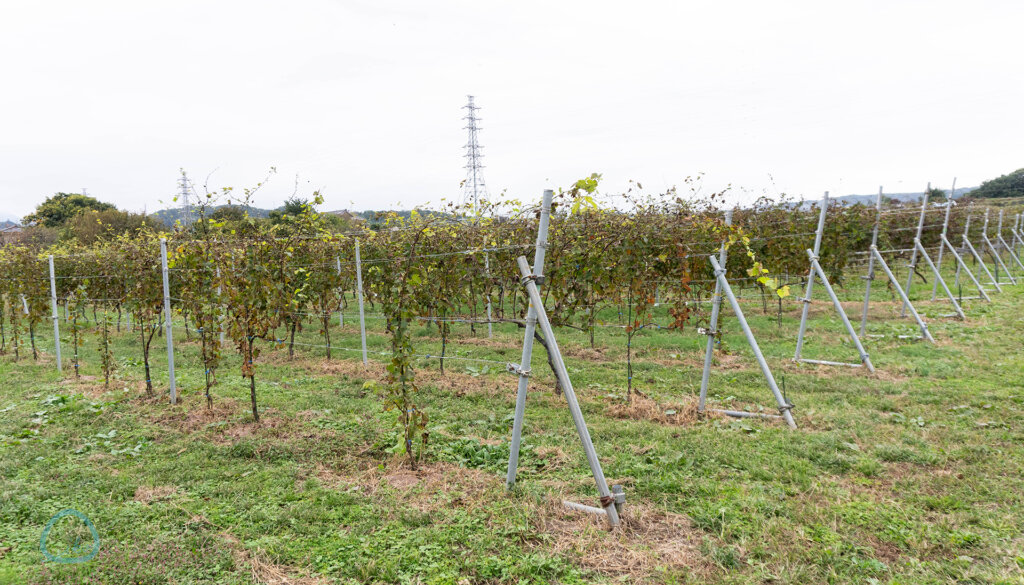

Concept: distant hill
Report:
left=969, top=168, right=1024, bottom=199
left=150, top=204, right=275, bottom=226
left=833, top=187, right=976, bottom=206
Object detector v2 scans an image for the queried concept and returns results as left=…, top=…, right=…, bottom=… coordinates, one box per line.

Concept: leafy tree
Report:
left=66, top=209, right=164, bottom=245
left=23, top=193, right=116, bottom=228
left=210, top=205, right=247, bottom=223
left=970, top=168, right=1024, bottom=199
left=926, top=186, right=947, bottom=202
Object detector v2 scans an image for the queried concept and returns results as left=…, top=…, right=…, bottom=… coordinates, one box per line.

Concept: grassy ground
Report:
left=1, top=263, right=1023, bottom=584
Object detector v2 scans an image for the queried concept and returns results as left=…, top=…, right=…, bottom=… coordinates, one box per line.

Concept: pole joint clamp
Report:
left=520, top=274, right=545, bottom=286
left=507, top=363, right=531, bottom=377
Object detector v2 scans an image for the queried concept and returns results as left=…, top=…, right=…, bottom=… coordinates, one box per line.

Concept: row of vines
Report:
left=1, top=184, right=1019, bottom=467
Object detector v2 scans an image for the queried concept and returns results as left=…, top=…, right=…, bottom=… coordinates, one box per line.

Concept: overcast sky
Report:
left=1, top=0, right=1022, bottom=220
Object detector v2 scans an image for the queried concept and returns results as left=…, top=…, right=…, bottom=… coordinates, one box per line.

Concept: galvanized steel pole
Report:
left=954, top=214, right=971, bottom=288
left=506, top=189, right=553, bottom=490
left=795, top=192, right=828, bottom=361
left=997, top=209, right=1024, bottom=271
left=902, top=184, right=930, bottom=316
left=914, top=240, right=965, bottom=320
left=963, top=227, right=1002, bottom=293
left=699, top=209, right=732, bottom=412
left=516, top=255, right=620, bottom=527
left=942, top=234, right=990, bottom=302
left=159, top=239, right=177, bottom=404
left=806, top=249, right=875, bottom=373
left=860, top=188, right=883, bottom=336
left=709, top=256, right=797, bottom=428
left=982, top=210, right=1015, bottom=284
left=47, top=255, right=62, bottom=375
left=483, top=236, right=493, bottom=339
left=355, top=239, right=368, bottom=365
left=931, top=178, right=955, bottom=300
left=869, top=246, right=935, bottom=342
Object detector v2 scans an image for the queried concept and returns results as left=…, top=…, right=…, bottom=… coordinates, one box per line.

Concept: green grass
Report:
left=1, top=270, right=1023, bottom=584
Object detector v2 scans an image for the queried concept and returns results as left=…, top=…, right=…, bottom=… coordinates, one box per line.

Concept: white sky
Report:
left=1, top=0, right=1022, bottom=219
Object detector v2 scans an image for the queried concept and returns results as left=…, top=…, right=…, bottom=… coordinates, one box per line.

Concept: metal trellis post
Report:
left=699, top=209, right=732, bottom=413
left=982, top=210, right=1016, bottom=285
left=708, top=256, right=797, bottom=428
left=48, top=255, right=62, bottom=375
left=355, top=238, right=368, bottom=365
left=942, top=234, right=990, bottom=302
left=962, top=224, right=1002, bottom=293
left=516, top=255, right=620, bottom=528
left=914, top=239, right=965, bottom=320
left=794, top=192, right=829, bottom=361
left=806, top=249, right=876, bottom=373
left=483, top=236, right=493, bottom=338
left=901, top=183, right=929, bottom=316
left=868, top=246, right=935, bottom=341
left=506, top=189, right=553, bottom=490
left=860, top=187, right=883, bottom=336
left=159, top=238, right=177, bottom=404
left=997, top=210, right=1024, bottom=271
left=931, top=178, right=955, bottom=301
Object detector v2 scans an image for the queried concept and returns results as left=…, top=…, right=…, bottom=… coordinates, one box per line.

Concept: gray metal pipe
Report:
left=902, top=184, right=930, bottom=316
left=516, top=255, right=621, bottom=527
left=160, top=239, right=177, bottom=404
left=931, top=179, right=956, bottom=300
left=709, top=256, right=797, bottom=429
left=982, top=210, right=1015, bottom=284
left=869, top=246, right=934, bottom=342
left=942, top=234, right=990, bottom=302
left=48, top=255, right=62, bottom=375
left=860, top=188, right=883, bottom=336
left=709, top=408, right=783, bottom=420
left=913, top=240, right=965, bottom=320
left=355, top=239, right=368, bottom=365
left=795, top=192, right=828, bottom=361
left=483, top=236, right=493, bottom=339
left=806, top=249, right=876, bottom=373
left=506, top=190, right=553, bottom=490
left=797, top=358, right=862, bottom=368
left=699, top=209, right=732, bottom=412
left=962, top=234, right=1001, bottom=293
left=954, top=215, right=971, bottom=288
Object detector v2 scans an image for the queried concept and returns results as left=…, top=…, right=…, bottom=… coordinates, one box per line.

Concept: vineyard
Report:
left=2, top=184, right=1024, bottom=584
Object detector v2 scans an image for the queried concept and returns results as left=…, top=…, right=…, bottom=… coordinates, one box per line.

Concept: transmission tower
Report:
left=462, top=95, right=489, bottom=211
left=178, top=170, right=192, bottom=226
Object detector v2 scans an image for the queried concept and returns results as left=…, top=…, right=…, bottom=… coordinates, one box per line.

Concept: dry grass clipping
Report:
left=244, top=550, right=329, bottom=585
left=607, top=393, right=702, bottom=426
left=533, top=498, right=710, bottom=581
left=133, top=485, right=178, bottom=504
